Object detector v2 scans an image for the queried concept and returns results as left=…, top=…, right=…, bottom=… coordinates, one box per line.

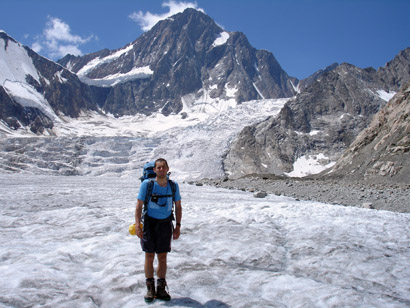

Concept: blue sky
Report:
left=2, top=0, right=409, bottom=79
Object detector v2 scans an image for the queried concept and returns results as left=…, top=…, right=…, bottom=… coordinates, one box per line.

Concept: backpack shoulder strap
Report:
left=144, top=179, right=155, bottom=208
left=168, top=179, right=176, bottom=201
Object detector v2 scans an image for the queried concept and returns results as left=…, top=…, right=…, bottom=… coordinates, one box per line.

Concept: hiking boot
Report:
left=156, top=278, right=171, bottom=301
left=144, top=278, right=155, bottom=303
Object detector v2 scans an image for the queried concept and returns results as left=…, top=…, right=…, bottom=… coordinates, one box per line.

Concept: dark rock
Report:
left=254, top=191, right=267, bottom=198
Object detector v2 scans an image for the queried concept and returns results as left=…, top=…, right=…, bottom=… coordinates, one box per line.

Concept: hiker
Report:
left=135, top=158, right=182, bottom=302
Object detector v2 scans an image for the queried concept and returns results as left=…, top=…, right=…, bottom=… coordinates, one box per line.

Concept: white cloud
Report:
left=31, top=41, right=43, bottom=53
left=129, top=1, right=204, bottom=32
left=33, top=16, right=95, bottom=59
left=44, top=17, right=89, bottom=45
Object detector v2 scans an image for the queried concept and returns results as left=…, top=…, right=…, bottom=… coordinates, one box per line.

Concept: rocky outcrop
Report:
left=224, top=49, right=410, bottom=178
left=327, top=83, right=410, bottom=184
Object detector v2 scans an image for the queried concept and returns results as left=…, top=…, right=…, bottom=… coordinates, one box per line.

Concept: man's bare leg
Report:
left=145, top=252, right=155, bottom=278
left=157, top=252, right=167, bottom=278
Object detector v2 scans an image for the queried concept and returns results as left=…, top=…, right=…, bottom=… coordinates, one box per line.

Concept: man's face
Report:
left=154, top=161, right=169, bottom=178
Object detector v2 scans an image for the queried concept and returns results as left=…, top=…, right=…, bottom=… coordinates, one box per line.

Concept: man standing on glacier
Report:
left=135, top=158, right=182, bottom=303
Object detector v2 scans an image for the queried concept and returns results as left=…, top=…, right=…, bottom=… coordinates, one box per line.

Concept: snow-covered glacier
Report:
left=0, top=175, right=409, bottom=307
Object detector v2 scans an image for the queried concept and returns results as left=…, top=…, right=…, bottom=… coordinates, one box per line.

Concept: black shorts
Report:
left=141, top=216, right=173, bottom=253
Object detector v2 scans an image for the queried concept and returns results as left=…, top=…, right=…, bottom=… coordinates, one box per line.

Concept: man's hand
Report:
left=173, top=226, right=180, bottom=240
left=136, top=226, right=143, bottom=239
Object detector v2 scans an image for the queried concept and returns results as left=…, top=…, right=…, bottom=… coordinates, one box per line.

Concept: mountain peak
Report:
left=142, top=7, right=221, bottom=41
left=169, top=7, right=213, bottom=24
left=58, top=8, right=295, bottom=117
left=147, top=7, right=224, bottom=48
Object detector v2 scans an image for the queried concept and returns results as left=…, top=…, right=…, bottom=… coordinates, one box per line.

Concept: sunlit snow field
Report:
left=0, top=174, right=409, bottom=308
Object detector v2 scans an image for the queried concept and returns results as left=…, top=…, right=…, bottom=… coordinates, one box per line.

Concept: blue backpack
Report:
left=140, top=161, right=157, bottom=182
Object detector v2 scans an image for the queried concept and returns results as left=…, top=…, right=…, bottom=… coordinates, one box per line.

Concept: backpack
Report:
left=140, top=160, right=172, bottom=183
left=140, top=161, right=157, bottom=182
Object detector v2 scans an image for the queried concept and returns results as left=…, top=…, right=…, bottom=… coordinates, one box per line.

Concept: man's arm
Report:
left=173, top=200, right=182, bottom=240
left=135, top=199, right=144, bottom=238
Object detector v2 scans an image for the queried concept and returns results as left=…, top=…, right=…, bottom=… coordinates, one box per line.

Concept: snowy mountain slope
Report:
left=0, top=31, right=55, bottom=133
left=0, top=174, right=409, bottom=307
left=0, top=31, right=105, bottom=134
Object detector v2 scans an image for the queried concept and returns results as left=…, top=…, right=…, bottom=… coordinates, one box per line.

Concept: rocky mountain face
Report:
left=224, top=48, right=410, bottom=178
left=59, top=8, right=297, bottom=116
left=326, top=83, right=410, bottom=184
left=0, top=31, right=107, bottom=134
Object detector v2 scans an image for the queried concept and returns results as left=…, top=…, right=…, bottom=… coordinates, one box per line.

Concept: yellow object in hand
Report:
left=129, top=223, right=136, bottom=235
